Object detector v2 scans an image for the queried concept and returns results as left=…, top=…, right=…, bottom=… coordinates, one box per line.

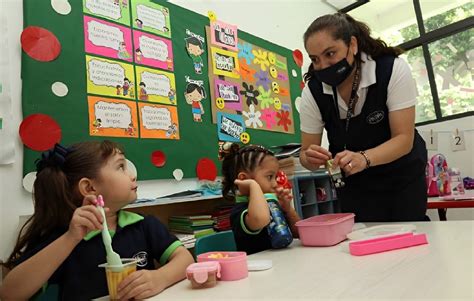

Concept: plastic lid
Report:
left=186, top=262, right=221, bottom=283
left=296, top=213, right=355, bottom=227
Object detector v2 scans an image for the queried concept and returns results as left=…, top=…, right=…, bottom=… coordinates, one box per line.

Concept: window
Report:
left=349, top=0, right=473, bottom=125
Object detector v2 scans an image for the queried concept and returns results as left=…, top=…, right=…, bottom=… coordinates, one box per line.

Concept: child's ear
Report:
left=78, top=178, right=97, bottom=197
left=237, top=172, right=250, bottom=180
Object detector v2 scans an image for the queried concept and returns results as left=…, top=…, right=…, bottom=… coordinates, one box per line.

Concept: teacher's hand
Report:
left=333, top=150, right=366, bottom=176
left=303, top=144, right=332, bottom=168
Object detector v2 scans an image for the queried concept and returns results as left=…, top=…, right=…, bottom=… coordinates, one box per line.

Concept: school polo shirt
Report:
left=14, top=210, right=182, bottom=300
left=230, top=193, right=278, bottom=255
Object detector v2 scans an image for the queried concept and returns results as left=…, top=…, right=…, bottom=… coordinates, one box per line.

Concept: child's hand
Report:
left=67, top=195, right=105, bottom=242
left=117, top=269, right=164, bottom=300
left=234, top=179, right=259, bottom=196
left=276, top=187, right=293, bottom=213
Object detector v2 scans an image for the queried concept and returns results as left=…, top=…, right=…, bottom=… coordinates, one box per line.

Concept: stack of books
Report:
left=174, top=233, right=196, bottom=249
left=212, top=205, right=233, bottom=231
left=168, top=215, right=215, bottom=240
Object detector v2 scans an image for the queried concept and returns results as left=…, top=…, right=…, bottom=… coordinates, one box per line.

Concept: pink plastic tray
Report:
left=295, top=213, right=355, bottom=246
left=349, top=232, right=428, bottom=256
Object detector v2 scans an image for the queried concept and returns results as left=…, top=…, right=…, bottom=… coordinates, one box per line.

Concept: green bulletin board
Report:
left=22, top=0, right=302, bottom=180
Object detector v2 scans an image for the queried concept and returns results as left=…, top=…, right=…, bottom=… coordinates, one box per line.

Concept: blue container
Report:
left=266, top=194, right=293, bottom=249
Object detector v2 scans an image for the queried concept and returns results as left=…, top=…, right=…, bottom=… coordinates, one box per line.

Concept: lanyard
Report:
left=332, top=61, right=361, bottom=149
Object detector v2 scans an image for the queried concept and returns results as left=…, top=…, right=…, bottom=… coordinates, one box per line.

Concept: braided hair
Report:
left=221, top=143, right=274, bottom=199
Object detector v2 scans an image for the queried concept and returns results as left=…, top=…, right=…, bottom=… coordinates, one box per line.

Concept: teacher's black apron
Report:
left=308, top=55, right=427, bottom=222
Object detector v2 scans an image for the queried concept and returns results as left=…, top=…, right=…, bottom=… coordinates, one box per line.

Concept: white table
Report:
left=149, top=221, right=474, bottom=300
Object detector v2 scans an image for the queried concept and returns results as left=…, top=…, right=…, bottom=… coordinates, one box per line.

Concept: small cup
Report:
left=99, top=258, right=137, bottom=300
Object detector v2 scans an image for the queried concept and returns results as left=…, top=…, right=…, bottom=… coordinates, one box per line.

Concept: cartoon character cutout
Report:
left=185, top=36, right=204, bottom=74
left=168, top=88, right=176, bottom=104
left=92, top=118, right=102, bottom=134
left=139, top=82, right=148, bottom=101
left=184, top=83, right=205, bottom=122
left=125, top=122, right=135, bottom=136
left=166, top=123, right=178, bottom=139
left=117, top=42, right=130, bottom=60
left=116, top=85, right=122, bottom=95
left=121, top=0, right=128, bottom=8
left=135, top=19, right=143, bottom=29
left=135, top=48, right=142, bottom=62
left=122, top=78, right=131, bottom=96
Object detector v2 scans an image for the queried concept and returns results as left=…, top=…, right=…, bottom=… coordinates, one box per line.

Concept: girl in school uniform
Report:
left=0, top=141, right=194, bottom=300
left=221, top=144, right=301, bottom=255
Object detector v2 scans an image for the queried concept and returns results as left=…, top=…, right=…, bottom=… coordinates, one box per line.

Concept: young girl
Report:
left=221, top=144, right=301, bottom=255
left=0, top=141, right=194, bottom=300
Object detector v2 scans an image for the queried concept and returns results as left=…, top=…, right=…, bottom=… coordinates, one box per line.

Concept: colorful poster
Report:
left=88, top=96, right=139, bottom=138
left=211, top=47, right=239, bottom=79
left=86, top=55, right=136, bottom=99
left=84, top=16, right=133, bottom=62
left=217, top=112, right=245, bottom=142
left=131, top=0, right=171, bottom=38
left=135, top=66, right=176, bottom=105
left=210, top=20, right=238, bottom=51
left=138, top=102, right=179, bottom=139
left=214, top=78, right=241, bottom=111
left=83, top=0, right=130, bottom=26
left=133, top=30, right=173, bottom=70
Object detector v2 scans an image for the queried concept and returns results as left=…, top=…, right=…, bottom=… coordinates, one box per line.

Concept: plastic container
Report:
left=295, top=213, right=355, bottom=246
left=98, top=258, right=137, bottom=300
left=197, top=251, right=248, bottom=281
left=186, top=261, right=221, bottom=288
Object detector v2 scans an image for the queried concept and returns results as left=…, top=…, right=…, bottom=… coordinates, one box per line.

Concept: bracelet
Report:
left=359, top=151, right=371, bottom=169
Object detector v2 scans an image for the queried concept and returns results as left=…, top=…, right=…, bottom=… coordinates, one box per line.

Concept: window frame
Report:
left=344, top=0, right=474, bottom=126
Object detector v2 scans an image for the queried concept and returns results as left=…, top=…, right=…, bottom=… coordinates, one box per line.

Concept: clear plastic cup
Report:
left=98, top=258, right=137, bottom=300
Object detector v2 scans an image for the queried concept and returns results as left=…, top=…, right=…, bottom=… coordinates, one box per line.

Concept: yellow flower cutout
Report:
left=252, top=49, right=270, bottom=71
left=208, top=11, right=217, bottom=21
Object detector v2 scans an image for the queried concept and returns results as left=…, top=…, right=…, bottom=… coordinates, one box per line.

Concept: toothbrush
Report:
left=97, top=195, right=122, bottom=268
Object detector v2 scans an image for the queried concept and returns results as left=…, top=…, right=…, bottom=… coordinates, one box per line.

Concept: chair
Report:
left=194, top=230, right=237, bottom=257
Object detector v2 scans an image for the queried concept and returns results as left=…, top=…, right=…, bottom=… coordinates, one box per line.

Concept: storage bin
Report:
left=197, top=251, right=248, bottom=281
left=295, top=213, right=355, bottom=246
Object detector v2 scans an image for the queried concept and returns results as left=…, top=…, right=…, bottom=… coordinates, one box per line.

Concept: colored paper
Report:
left=135, top=65, right=176, bottom=104
left=19, top=113, right=62, bottom=151
left=151, top=150, right=166, bottom=167
left=211, top=47, right=240, bottom=78
left=83, top=0, right=130, bottom=26
left=21, top=26, right=61, bottom=62
left=84, top=16, right=133, bottom=62
left=217, top=112, right=245, bottom=142
left=214, top=78, right=242, bottom=111
left=210, top=20, right=238, bottom=51
left=196, top=158, right=217, bottom=181
left=293, top=49, right=303, bottom=67
left=87, top=96, right=139, bottom=138
left=133, top=30, right=173, bottom=70
left=137, top=102, right=179, bottom=139
left=131, top=0, right=171, bottom=38
left=86, top=55, right=136, bottom=100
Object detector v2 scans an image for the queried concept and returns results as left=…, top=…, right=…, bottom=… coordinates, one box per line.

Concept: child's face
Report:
left=251, top=155, right=279, bottom=193
left=185, top=90, right=203, bottom=103
left=95, top=151, right=137, bottom=211
left=188, top=44, right=203, bottom=56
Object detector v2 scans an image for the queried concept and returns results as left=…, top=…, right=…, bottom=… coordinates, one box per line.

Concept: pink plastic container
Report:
left=197, top=251, right=248, bottom=281
left=295, top=213, right=355, bottom=246
left=186, top=261, right=221, bottom=288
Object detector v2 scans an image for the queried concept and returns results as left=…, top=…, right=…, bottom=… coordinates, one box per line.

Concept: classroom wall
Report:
left=0, top=0, right=335, bottom=261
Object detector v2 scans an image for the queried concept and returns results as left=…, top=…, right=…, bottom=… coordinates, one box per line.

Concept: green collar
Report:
left=83, top=210, right=144, bottom=241
left=235, top=193, right=278, bottom=203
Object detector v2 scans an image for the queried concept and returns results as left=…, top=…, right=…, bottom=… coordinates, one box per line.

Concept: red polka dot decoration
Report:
left=21, top=26, right=61, bottom=62
left=151, top=150, right=166, bottom=167
left=196, top=158, right=217, bottom=181
left=292, top=49, right=303, bottom=67
left=19, top=114, right=62, bottom=151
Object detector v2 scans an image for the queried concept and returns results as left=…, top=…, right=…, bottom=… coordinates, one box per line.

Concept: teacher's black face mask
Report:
left=313, top=47, right=354, bottom=87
